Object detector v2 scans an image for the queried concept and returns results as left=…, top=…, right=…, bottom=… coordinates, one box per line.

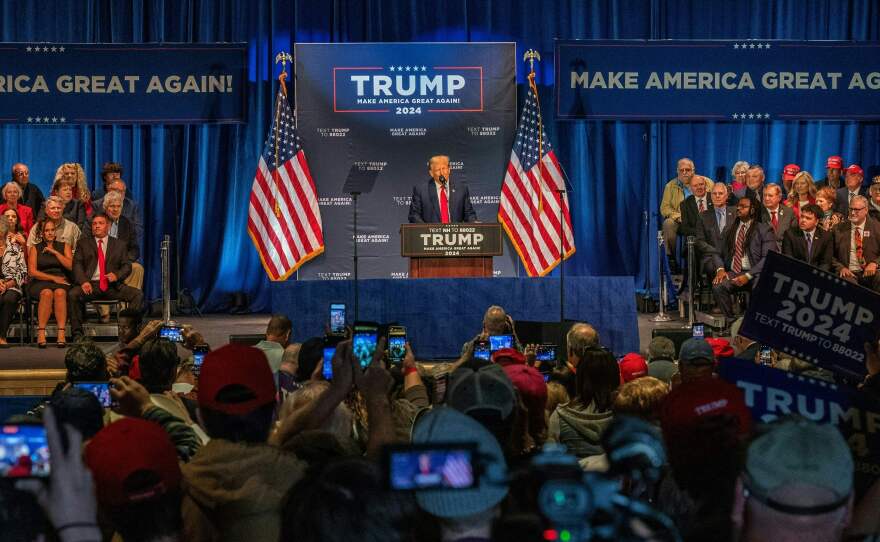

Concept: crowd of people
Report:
left=0, top=306, right=878, bottom=542
left=661, top=156, right=880, bottom=319
left=0, top=162, right=144, bottom=347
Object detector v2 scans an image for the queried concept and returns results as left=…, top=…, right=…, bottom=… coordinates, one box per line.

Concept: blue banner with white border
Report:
left=740, top=251, right=880, bottom=380
left=0, top=43, right=246, bottom=124
left=555, top=40, right=880, bottom=121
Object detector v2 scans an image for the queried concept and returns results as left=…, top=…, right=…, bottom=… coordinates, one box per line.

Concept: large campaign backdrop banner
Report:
left=0, top=43, right=246, bottom=124
left=294, top=43, right=517, bottom=280
left=555, top=40, right=880, bottom=120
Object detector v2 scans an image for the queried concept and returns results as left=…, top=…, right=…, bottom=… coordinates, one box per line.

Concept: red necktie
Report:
left=771, top=210, right=779, bottom=231
left=439, top=186, right=450, bottom=224
left=732, top=224, right=746, bottom=274
left=855, top=227, right=864, bottom=267
left=698, top=199, right=705, bottom=213
left=97, top=239, right=108, bottom=292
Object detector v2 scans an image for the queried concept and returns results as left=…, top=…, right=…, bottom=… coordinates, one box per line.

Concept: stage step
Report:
left=0, top=369, right=66, bottom=397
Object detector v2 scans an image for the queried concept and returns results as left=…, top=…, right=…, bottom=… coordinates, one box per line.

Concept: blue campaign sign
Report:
left=0, top=43, right=246, bottom=124
left=555, top=40, right=880, bottom=120
left=740, top=251, right=880, bottom=380
left=718, top=358, right=880, bottom=491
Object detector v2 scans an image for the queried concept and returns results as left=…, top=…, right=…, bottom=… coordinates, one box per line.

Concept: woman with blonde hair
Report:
left=0, top=210, right=28, bottom=347
left=816, top=186, right=845, bottom=231
left=785, top=170, right=818, bottom=221
left=50, top=163, right=90, bottom=229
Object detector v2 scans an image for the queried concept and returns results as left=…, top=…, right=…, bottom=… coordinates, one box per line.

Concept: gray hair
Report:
left=2, top=182, right=21, bottom=201
left=852, top=195, right=869, bottom=208
left=566, top=322, right=599, bottom=357
left=712, top=182, right=729, bottom=195
left=45, top=195, right=64, bottom=208
left=732, top=161, right=750, bottom=177
left=102, top=190, right=123, bottom=206
left=482, top=305, right=509, bottom=335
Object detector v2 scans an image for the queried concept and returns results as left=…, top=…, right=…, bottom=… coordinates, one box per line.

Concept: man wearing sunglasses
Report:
left=831, top=195, right=880, bottom=292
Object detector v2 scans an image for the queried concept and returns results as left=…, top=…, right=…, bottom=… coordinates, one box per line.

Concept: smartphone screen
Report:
left=385, top=443, right=477, bottom=490
left=489, top=334, right=513, bottom=352
left=353, top=322, right=378, bottom=370
left=388, top=327, right=406, bottom=366
left=322, top=346, right=336, bottom=380
left=473, top=340, right=490, bottom=361
left=759, top=346, right=773, bottom=366
left=72, top=381, right=112, bottom=408
left=330, top=303, right=346, bottom=335
left=692, top=324, right=704, bottom=339
left=159, top=325, right=184, bottom=343
left=535, top=344, right=557, bottom=363
left=1, top=425, right=50, bottom=478
left=192, top=344, right=209, bottom=376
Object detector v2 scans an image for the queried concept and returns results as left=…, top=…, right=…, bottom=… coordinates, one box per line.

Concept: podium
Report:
left=401, top=223, right=503, bottom=278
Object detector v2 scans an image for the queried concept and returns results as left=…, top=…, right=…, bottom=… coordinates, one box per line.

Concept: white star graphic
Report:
left=764, top=113, right=770, bottom=119
left=34, top=117, right=41, bottom=123
left=25, top=46, right=31, bottom=52
left=51, top=117, right=57, bottom=122
left=59, top=46, right=65, bottom=52
left=734, top=43, right=740, bottom=49
left=26, top=117, right=32, bottom=122
left=42, top=46, right=49, bottom=52
left=756, top=43, right=763, bottom=49
left=765, top=43, right=771, bottom=49
left=748, top=113, right=754, bottom=119
left=397, top=65, right=403, bottom=71
left=389, top=66, right=395, bottom=71
left=732, top=113, right=739, bottom=119
left=405, top=66, right=411, bottom=71
left=42, top=116, right=48, bottom=122
left=421, top=66, right=427, bottom=71
left=51, top=46, right=57, bottom=52
left=749, top=43, right=755, bottom=49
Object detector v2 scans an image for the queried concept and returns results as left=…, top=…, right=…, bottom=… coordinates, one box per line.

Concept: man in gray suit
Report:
left=760, top=184, right=795, bottom=250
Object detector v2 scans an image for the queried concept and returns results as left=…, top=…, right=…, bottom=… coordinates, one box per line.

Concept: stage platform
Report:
left=271, top=277, right=640, bottom=358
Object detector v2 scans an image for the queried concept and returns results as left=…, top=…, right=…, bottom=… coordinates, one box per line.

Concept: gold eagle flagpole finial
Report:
left=523, top=49, right=545, bottom=211
left=271, top=51, right=294, bottom=217
left=523, top=49, right=541, bottom=76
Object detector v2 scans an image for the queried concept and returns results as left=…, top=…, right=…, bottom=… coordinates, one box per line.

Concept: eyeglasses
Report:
left=850, top=206, right=867, bottom=213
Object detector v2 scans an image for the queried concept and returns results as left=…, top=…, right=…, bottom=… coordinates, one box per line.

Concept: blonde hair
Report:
left=52, top=163, right=91, bottom=204
left=790, top=171, right=817, bottom=200
left=612, top=377, right=669, bottom=421
left=278, top=381, right=353, bottom=442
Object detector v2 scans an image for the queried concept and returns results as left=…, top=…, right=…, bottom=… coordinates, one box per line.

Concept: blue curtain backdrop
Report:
left=1, top=0, right=878, bottom=311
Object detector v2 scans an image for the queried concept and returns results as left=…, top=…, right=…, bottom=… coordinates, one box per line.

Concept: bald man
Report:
left=408, top=155, right=477, bottom=223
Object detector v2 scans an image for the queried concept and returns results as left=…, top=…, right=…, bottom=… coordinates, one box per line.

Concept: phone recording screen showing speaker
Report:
left=386, top=444, right=477, bottom=491
left=322, top=346, right=336, bottom=380
left=73, top=381, right=112, bottom=408
left=489, top=334, right=513, bottom=352
left=473, top=341, right=490, bottom=361
left=329, top=303, right=346, bottom=334
left=159, top=325, right=183, bottom=343
left=353, top=323, right=378, bottom=369
left=1, top=425, right=50, bottom=478
left=388, top=335, right=406, bottom=364
left=535, top=345, right=557, bottom=362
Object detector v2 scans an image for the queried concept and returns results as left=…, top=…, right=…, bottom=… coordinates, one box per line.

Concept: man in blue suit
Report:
left=706, top=196, right=777, bottom=318
left=408, top=155, right=478, bottom=223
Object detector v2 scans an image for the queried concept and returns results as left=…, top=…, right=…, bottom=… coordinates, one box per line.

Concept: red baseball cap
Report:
left=660, top=377, right=752, bottom=441
left=501, top=363, right=547, bottom=406
left=198, top=343, right=276, bottom=415
left=491, top=347, right=526, bottom=365
left=782, top=164, right=800, bottom=181
left=827, top=156, right=843, bottom=169
left=618, top=353, right=648, bottom=382
left=846, top=164, right=864, bottom=177
left=705, top=337, right=735, bottom=360
left=85, top=418, right=181, bottom=507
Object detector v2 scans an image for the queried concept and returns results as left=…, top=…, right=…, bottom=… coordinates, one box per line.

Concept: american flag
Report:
left=248, top=86, right=324, bottom=280
left=498, top=74, right=574, bottom=277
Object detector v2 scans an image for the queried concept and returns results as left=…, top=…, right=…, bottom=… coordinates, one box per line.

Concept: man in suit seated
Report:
left=695, top=182, right=736, bottom=280
left=408, top=155, right=477, bottom=224
left=832, top=195, right=880, bottom=292
left=678, top=175, right=712, bottom=239
left=760, top=184, right=796, bottom=250
left=835, top=164, right=866, bottom=216
left=782, top=203, right=832, bottom=272
left=68, top=213, right=144, bottom=339
left=94, top=190, right=143, bottom=323
left=868, top=183, right=880, bottom=221
left=706, top=196, right=777, bottom=318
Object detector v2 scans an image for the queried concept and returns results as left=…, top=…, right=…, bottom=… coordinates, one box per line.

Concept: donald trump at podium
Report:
left=408, top=155, right=478, bottom=223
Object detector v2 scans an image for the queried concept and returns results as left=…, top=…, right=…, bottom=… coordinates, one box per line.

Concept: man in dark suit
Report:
left=68, top=213, right=144, bottom=338
left=679, top=175, right=711, bottom=238
left=696, top=183, right=737, bottom=278
left=707, top=196, right=777, bottom=318
left=760, top=184, right=796, bottom=250
left=834, top=164, right=866, bottom=216
left=782, top=203, right=832, bottom=272
left=869, top=183, right=880, bottom=222
left=832, top=195, right=880, bottom=292
left=408, top=155, right=477, bottom=223
left=744, top=165, right=766, bottom=214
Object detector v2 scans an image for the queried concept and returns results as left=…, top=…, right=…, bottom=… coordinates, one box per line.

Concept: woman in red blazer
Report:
left=0, top=182, right=35, bottom=236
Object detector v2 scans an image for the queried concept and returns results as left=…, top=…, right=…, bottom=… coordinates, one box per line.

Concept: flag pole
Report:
left=273, top=52, right=293, bottom=218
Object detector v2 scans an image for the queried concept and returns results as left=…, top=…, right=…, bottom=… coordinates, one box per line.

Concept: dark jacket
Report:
left=831, top=219, right=880, bottom=274
left=85, top=215, right=139, bottom=262
left=782, top=227, right=833, bottom=272
left=835, top=186, right=866, bottom=216
left=760, top=205, right=796, bottom=249
left=695, top=206, right=736, bottom=275
left=72, top=235, right=132, bottom=285
left=705, top=220, right=777, bottom=278
left=408, top=178, right=477, bottom=223
left=18, top=182, right=45, bottom=216
left=679, top=195, right=712, bottom=238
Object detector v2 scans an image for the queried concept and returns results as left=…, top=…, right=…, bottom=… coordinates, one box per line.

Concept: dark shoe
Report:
left=0, top=343, right=10, bottom=349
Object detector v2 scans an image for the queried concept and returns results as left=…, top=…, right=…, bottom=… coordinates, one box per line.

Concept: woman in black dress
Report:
left=28, top=218, right=72, bottom=348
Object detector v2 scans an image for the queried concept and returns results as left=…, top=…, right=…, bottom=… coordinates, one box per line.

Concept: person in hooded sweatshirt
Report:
left=546, top=347, right=620, bottom=460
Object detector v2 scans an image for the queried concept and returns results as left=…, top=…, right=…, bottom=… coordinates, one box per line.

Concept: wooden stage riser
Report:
left=0, top=370, right=66, bottom=396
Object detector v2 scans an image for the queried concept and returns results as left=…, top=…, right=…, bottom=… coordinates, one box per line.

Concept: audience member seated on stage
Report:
left=28, top=218, right=73, bottom=348
left=658, top=376, right=752, bottom=541
left=745, top=165, right=766, bottom=211
left=868, top=181, right=880, bottom=222
left=0, top=182, right=34, bottom=235
left=95, top=178, right=144, bottom=241
left=618, top=352, right=648, bottom=383
left=93, top=161, right=123, bottom=200
left=53, top=162, right=93, bottom=224
left=816, top=186, right=845, bottom=232
left=708, top=196, right=776, bottom=319
left=612, top=376, right=669, bottom=424
left=785, top=170, right=818, bottom=221
left=817, top=155, right=844, bottom=190
left=695, top=182, right=736, bottom=279
left=10, top=162, right=45, bottom=216
left=28, top=195, right=81, bottom=252
left=646, top=336, right=677, bottom=385
left=547, top=347, right=619, bottom=461
left=409, top=407, right=508, bottom=542
left=492, top=348, right=548, bottom=451
left=679, top=175, right=712, bottom=239
left=836, top=164, right=866, bottom=216
left=181, top=344, right=308, bottom=542
left=0, top=212, right=27, bottom=348
left=408, top=154, right=477, bottom=224
left=661, top=158, right=712, bottom=271
left=779, top=163, right=800, bottom=199
left=831, top=195, right=880, bottom=293
left=761, top=184, right=795, bottom=249
left=83, top=417, right=187, bottom=542
left=281, top=456, right=418, bottom=542
left=255, top=314, right=292, bottom=374
left=730, top=160, right=750, bottom=200
left=731, top=418, right=854, bottom=542
left=677, top=338, right=716, bottom=384
left=68, top=213, right=144, bottom=340
left=782, top=203, right=832, bottom=272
